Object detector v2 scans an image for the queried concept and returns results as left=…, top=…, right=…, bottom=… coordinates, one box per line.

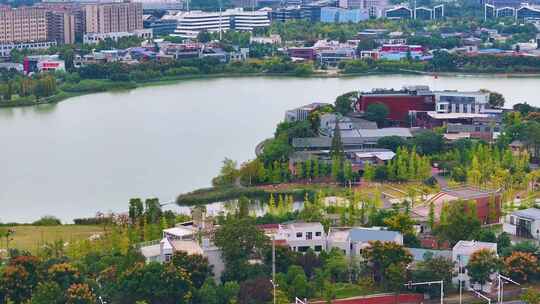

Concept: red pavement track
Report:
left=309, top=293, right=424, bottom=304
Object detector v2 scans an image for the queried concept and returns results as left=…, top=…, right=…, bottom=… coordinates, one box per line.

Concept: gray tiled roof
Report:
left=513, top=208, right=540, bottom=221
left=349, top=228, right=401, bottom=242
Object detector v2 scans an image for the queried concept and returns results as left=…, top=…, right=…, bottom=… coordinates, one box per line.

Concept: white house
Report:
left=434, top=91, right=489, bottom=114
left=326, top=227, right=403, bottom=257
left=503, top=208, right=540, bottom=240
left=452, top=240, right=498, bottom=291
left=139, top=225, right=225, bottom=281
left=275, top=222, right=326, bottom=253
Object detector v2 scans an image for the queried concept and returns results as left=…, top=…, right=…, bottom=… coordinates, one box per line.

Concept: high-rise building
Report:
left=46, top=11, right=76, bottom=44
left=84, top=2, right=143, bottom=34
left=0, top=6, right=48, bottom=44
left=36, top=2, right=86, bottom=43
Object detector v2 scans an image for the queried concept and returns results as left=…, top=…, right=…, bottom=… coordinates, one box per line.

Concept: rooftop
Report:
left=349, top=227, right=402, bottom=242
left=163, top=226, right=195, bottom=237
left=357, top=128, right=413, bottom=139
left=512, top=208, right=540, bottom=221
left=453, top=240, right=497, bottom=255
left=427, top=112, right=490, bottom=120
left=354, top=150, right=396, bottom=161
left=442, top=186, right=498, bottom=200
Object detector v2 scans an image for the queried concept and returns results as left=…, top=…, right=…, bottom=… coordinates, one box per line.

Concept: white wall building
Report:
left=452, top=240, right=498, bottom=291
left=503, top=208, right=540, bottom=240
left=139, top=225, right=225, bottom=281
left=327, top=227, right=403, bottom=257
left=284, top=102, right=331, bottom=122
left=434, top=91, right=489, bottom=114
left=83, top=29, right=153, bottom=44
left=275, top=222, right=326, bottom=253
left=174, top=8, right=269, bottom=39
left=0, top=41, right=57, bottom=57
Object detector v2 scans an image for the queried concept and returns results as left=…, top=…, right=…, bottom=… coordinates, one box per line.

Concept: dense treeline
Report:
left=431, top=51, right=540, bottom=73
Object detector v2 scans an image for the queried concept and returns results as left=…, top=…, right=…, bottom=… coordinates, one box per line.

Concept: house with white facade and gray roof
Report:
left=503, top=208, right=540, bottom=240
left=452, top=240, right=498, bottom=291
left=326, top=227, right=403, bottom=257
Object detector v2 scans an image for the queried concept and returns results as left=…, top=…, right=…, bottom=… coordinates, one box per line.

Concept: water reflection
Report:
left=175, top=199, right=305, bottom=217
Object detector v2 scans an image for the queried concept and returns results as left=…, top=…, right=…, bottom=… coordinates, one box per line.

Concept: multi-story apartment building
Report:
left=36, top=2, right=85, bottom=43
left=0, top=6, right=48, bottom=44
left=84, top=2, right=143, bottom=34
left=46, top=10, right=76, bottom=44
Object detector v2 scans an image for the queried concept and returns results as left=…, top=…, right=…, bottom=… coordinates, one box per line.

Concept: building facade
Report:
left=0, top=7, right=48, bottom=44
left=504, top=208, right=540, bottom=240
left=46, top=10, right=76, bottom=44
left=175, top=8, right=269, bottom=39
left=84, top=2, right=143, bottom=34
left=355, top=86, right=435, bottom=124
left=434, top=91, right=489, bottom=114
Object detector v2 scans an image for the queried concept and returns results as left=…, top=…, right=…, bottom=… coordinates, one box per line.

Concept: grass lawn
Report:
left=1, top=225, right=103, bottom=253
left=333, top=283, right=376, bottom=299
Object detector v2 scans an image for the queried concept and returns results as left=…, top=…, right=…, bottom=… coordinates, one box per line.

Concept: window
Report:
left=298, top=246, right=310, bottom=252
left=164, top=254, right=172, bottom=262
left=306, top=232, right=313, bottom=240
left=510, top=216, right=515, bottom=225
left=315, top=231, right=322, bottom=237
left=296, top=232, right=303, bottom=238
left=314, top=245, right=322, bottom=252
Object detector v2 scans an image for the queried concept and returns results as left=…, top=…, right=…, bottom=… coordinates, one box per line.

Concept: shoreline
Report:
left=2, top=70, right=540, bottom=109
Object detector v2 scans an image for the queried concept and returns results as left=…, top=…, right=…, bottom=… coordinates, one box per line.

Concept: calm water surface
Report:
left=1, top=75, right=539, bottom=222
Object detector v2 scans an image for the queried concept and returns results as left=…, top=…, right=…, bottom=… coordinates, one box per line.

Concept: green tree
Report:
left=364, top=103, right=389, bottom=127
left=363, top=162, right=375, bottom=182
left=412, top=254, right=455, bottom=297
left=212, top=158, right=238, bottom=186
left=31, top=282, right=64, bottom=304
left=213, top=218, right=269, bottom=282
left=330, top=121, right=344, bottom=160
left=361, top=241, right=413, bottom=286
left=116, top=262, right=193, bottom=304
left=467, top=249, right=501, bottom=288
left=334, top=91, right=358, bottom=115
left=197, top=278, right=219, bottom=304
left=428, top=201, right=435, bottom=230
left=521, top=288, right=540, bottom=304
left=434, top=200, right=481, bottom=245
left=170, top=251, right=213, bottom=289
left=377, top=136, right=409, bottom=152
left=413, top=131, right=444, bottom=155
left=480, top=89, right=505, bottom=108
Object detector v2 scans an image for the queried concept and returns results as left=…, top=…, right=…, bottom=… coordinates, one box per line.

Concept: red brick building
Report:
left=355, top=87, right=435, bottom=125
left=288, top=47, right=317, bottom=60
left=412, top=186, right=502, bottom=228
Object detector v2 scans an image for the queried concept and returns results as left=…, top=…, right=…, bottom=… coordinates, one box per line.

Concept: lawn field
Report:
left=1, top=225, right=103, bottom=253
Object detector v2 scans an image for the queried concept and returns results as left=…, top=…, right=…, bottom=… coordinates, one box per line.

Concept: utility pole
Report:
left=219, top=0, right=223, bottom=41
left=271, top=235, right=277, bottom=304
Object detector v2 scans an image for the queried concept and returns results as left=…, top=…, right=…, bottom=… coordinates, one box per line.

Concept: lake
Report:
left=1, top=75, right=539, bottom=223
